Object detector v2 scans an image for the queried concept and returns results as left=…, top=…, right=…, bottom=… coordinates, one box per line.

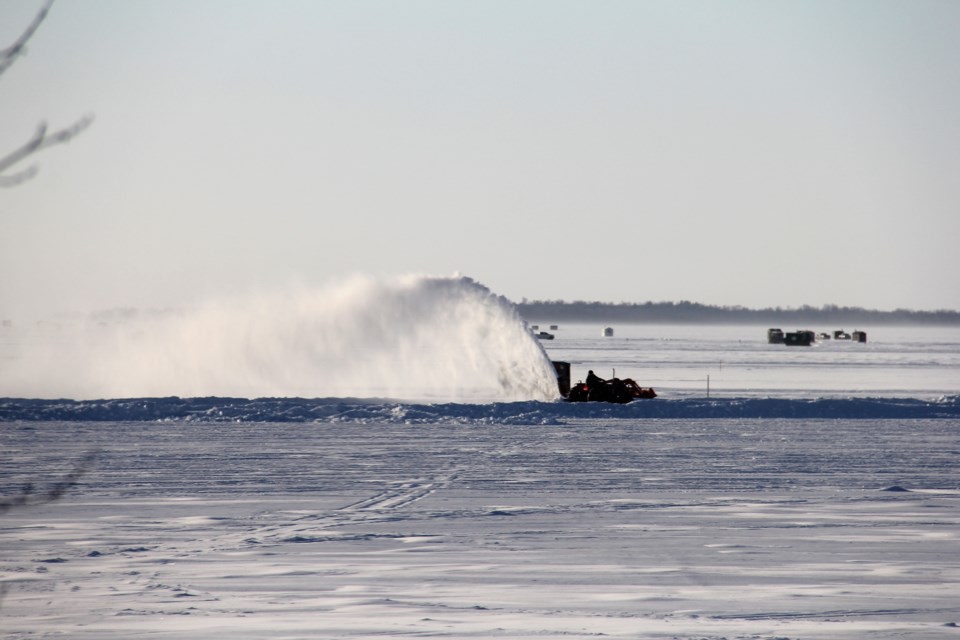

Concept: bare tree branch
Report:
left=0, top=449, right=97, bottom=611
left=0, top=115, right=94, bottom=186
left=1, top=0, right=92, bottom=186
left=0, top=451, right=99, bottom=516
left=0, top=0, right=54, bottom=77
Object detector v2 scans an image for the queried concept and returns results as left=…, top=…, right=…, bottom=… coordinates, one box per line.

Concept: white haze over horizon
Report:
left=0, top=274, right=561, bottom=402
left=2, top=1, right=960, bottom=317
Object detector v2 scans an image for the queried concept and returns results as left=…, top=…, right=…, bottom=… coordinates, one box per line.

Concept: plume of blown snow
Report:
left=1, top=274, right=560, bottom=402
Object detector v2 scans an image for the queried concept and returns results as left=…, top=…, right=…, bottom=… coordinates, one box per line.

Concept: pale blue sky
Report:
left=2, top=0, right=959, bottom=318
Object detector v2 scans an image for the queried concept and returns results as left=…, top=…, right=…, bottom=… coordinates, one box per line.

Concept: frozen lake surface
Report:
left=2, top=418, right=959, bottom=639
left=2, top=322, right=960, bottom=638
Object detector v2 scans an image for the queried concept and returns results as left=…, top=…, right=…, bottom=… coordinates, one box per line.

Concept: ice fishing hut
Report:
left=602, top=327, right=614, bottom=337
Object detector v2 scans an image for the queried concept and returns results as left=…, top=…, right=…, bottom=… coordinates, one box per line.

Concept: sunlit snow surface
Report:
left=3, top=320, right=960, bottom=639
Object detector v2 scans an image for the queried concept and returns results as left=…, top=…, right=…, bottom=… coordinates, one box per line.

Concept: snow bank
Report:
left=3, top=394, right=958, bottom=423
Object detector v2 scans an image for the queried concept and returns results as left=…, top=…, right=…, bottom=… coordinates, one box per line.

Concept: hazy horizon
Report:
left=5, top=290, right=958, bottom=325
left=8, top=287, right=958, bottom=325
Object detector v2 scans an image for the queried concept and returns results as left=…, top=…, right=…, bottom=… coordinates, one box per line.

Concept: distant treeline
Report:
left=516, top=300, right=960, bottom=326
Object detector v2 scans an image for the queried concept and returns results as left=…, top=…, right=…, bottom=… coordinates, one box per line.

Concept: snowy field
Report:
left=2, top=280, right=960, bottom=638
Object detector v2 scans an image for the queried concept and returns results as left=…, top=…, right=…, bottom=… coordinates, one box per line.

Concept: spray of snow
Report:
left=0, top=275, right=560, bottom=402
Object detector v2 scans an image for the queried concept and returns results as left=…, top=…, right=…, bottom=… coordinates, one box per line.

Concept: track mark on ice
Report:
left=236, top=470, right=460, bottom=547
left=711, top=607, right=954, bottom=621
left=337, top=473, right=458, bottom=513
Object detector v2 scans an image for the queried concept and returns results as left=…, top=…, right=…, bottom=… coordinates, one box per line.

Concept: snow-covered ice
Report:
left=2, top=418, right=959, bottom=639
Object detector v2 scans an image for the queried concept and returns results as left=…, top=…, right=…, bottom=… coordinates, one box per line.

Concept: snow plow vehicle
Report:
left=566, top=377, right=657, bottom=403
left=553, top=362, right=656, bottom=404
